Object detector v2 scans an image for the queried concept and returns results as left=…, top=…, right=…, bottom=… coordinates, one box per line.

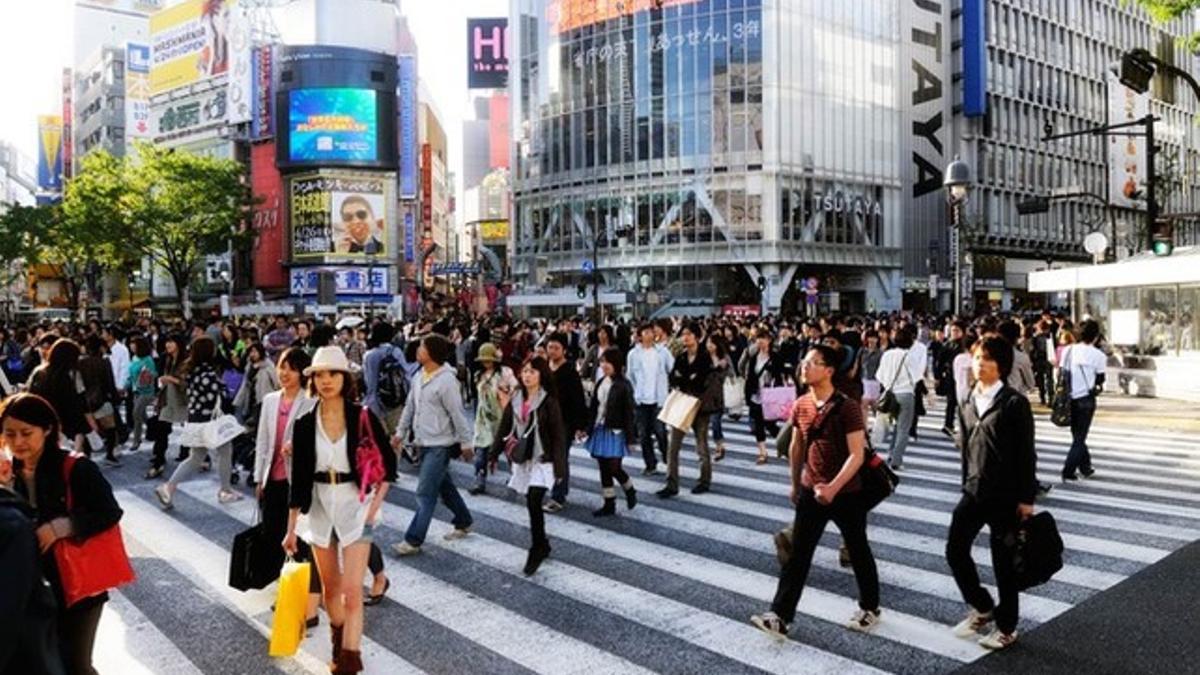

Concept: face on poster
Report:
left=290, top=175, right=388, bottom=258
left=150, top=0, right=233, bottom=95
left=288, top=88, right=378, bottom=163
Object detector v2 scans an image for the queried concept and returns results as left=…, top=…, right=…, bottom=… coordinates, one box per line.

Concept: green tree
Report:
left=64, top=143, right=256, bottom=318
left=0, top=203, right=54, bottom=316
left=1129, top=1, right=1200, bottom=50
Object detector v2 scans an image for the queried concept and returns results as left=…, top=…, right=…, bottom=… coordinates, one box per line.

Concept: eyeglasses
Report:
left=342, top=209, right=370, bottom=222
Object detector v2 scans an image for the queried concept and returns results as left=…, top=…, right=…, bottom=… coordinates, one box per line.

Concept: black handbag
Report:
left=877, top=351, right=908, bottom=416
left=1009, top=511, right=1065, bottom=591
left=229, top=516, right=280, bottom=591
left=1050, top=348, right=1073, bottom=427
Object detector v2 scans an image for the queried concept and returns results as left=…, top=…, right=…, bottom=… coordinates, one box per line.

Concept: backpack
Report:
left=377, top=348, right=410, bottom=410
left=136, top=363, right=155, bottom=391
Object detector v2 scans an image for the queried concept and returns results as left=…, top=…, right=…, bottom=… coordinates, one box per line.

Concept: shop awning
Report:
left=1028, top=246, right=1200, bottom=292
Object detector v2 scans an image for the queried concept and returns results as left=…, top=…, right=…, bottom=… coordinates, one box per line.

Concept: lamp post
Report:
left=943, top=158, right=971, bottom=316
left=127, top=269, right=142, bottom=320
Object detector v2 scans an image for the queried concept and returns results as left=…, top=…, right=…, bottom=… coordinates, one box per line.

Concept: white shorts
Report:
left=507, top=460, right=556, bottom=495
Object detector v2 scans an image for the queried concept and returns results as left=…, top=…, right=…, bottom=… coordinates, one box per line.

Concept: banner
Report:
left=467, top=18, right=508, bottom=89
left=251, top=45, right=273, bottom=138
left=289, top=267, right=387, bottom=296
left=226, top=2, right=253, bottom=124
left=37, top=115, right=63, bottom=191
left=62, top=68, right=73, bottom=180
left=404, top=209, right=415, bottom=264
left=149, top=0, right=235, bottom=96
left=1108, top=71, right=1148, bottom=209
left=397, top=55, right=418, bottom=198
left=479, top=219, right=509, bottom=242
left=290, top=174, right=389, bottom=259
left=125, top=43, right=152, bottom=141
left=546, top=0, right=701, bottom=35
left=150, top=82, right=227, bottom=143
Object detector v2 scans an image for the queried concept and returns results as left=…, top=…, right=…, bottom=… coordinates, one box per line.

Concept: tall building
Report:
left=510, top=0, right=903, bottom=315
left=73, top=46, right=129, bottom=162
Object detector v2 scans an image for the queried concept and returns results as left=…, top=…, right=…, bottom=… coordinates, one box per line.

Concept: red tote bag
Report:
left=54, top=453, right=136, bottom=607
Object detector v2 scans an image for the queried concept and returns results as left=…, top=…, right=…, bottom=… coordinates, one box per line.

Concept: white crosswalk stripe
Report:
left=94, top=405, right=1199, bottom=674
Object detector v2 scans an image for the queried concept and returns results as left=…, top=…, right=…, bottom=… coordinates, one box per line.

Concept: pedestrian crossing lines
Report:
left=96, top=405, right=1200, bottom=674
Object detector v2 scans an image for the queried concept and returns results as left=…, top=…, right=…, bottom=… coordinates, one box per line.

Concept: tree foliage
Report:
left=1129, top=1, right=1200, bottom=52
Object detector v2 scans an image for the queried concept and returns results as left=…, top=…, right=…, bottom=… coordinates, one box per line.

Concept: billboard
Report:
left=251, top=45, right=274, bottom=138
left=397, top=55, right=418, bottom=198
left=289, top=174, right=389, bottom=259
left=149, top=0, right=234, bottom=96
left=62, top=69, right=73, bottom=180
left=1108, top=70, right=1149, bottom=208
left=150, top=81, right=227, bottom=144
left=546, top=0, right=701, bottom=35
left=287, top=88, right=378, bottom=163
left=479, top=219, right=509, bottom=242
left=250, top=141, right=286, bottom=288
left=125, top=43, right=152, bottom=140
left=468, top=18, right=509, bottom=89
left=37, top=115, right=63, bottom=191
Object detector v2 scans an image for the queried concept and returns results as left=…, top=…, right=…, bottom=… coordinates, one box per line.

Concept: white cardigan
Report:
left=253, top=390, right=317, bottom=485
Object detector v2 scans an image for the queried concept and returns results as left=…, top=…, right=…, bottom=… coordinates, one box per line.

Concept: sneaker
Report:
left=642, top=465, right=661, bottom=476
left=143, top=465, right=164, bottom=480
left=392, top=541, right=421, bottom=556
left=952, top=609, right=994, bottom=638
left=1080, top=467, right=1096, bottom=479
left=978, top=629, right=1017, bottom=650
left=217, top=489, right=244, bottom=504
left=443, top=527, right=471, bottom=541
left=1061, top=473, right=1079, bottom=482
left=750, top=611, right=788, bottom=641
left=543, top=499, right=564, bottom=513
left=846, top=608, right=881, bottom=633
left=154, top=484, right=174, bottom=510
left=655, top=486, right=678, bottom=499
left=1037, top=482, right=1054, bottom=496
left=690, top=482, right=710, bottom=495
left=940, top=426, right=954, bottom=439
left=467, top=484, right=486, bottom=496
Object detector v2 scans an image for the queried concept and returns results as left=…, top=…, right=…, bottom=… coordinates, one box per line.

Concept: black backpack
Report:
left=377, top=349, right=410, bottom=411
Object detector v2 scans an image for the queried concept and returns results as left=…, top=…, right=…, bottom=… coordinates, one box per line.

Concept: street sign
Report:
left=928, top=274, right=938, bottom=300
left=804, top=277, right=819, bottom=305
left=581, top=259, right=594, bottom=274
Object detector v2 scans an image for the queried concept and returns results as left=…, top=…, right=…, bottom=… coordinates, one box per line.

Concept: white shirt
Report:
left=594, top=377, right=612, bottom=426
left=1065, top=343, right=1106, bottom=400
left=972, top=380, right=1003, bottom=417
left=628, top=344, right=671, bottom=405
left=877, top=347, right=923, bottom=395
left=315, top=413, right=350, bottom=472
left=108, top=341, right=131, bottom=392
left=953, top=352, right=973, bottom=404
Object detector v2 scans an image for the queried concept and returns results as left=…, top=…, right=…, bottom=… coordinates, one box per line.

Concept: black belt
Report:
left=314, top=470, right=354, bottom=485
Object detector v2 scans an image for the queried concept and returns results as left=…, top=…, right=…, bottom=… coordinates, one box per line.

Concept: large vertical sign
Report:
left=61, top=69, right=73, bottom=180
left=901, top=0, right=953, bottom=282
left=488, top=93, right=510, bottom=170
left=421, top=143, right=433, bottom=226
left=36, top=115, right=63, bottom=190
left=962, top=0, right=986, bottom=117
left=149, top=0, right=233, bottom=96
left=397, top=55, right=418, bottom=198
left=226, top=3, right=253, bottom=124
left=467, top=18, right=509, bottom=89
left=250, top=141, right=286, bottom=288
left=251, top=45, right=274, bottom=138
left=125, top=43, right=152, bottom=141
left=1107, top=71, right=1149, bottom=209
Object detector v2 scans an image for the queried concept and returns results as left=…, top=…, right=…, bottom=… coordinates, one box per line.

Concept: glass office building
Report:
left=510, top=0, right=905, bottom=314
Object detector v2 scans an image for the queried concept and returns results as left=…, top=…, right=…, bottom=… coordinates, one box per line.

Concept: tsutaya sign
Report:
left=811, top=189, right=883, bottom=218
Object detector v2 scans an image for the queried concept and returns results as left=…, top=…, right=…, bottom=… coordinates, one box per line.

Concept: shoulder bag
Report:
left=877, top=350, right=909, bottom=417
left=1050, top=346, right=1073, bottom=427
left=504, top=409, right=538, bottom=463
left=355, top=407, right=386, bottom=503
left=54, top=453, right=136, bottom=607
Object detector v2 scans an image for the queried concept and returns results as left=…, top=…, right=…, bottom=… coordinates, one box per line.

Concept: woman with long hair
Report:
left=126, top=336, right=159, bottom=453
left=706, top=333, right=731, bottom=462
left=79, top=335, right=120, bottom=465
left=4, top=392, right=123, bottom=674
left=490, top=356, right=566, bottom=575
left=154, top=336, right=239, bottom=508
left=27, top=339, right=101, bottom=461
left=283, top=346, right=395, bottom=675
left=738, top=328, right=786, bottom=465
left=584, top=348, right=638, bottom=517
left=146, top=334, right=189, bottom=479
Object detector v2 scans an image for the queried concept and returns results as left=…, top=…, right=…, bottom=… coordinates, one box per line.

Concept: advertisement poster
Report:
left=467, top=18, right=508, bottom=89
left=150, top=81, right=227, bottom=143
left=226, top=2, right=253, bottom=124
left=125, top=43, right=152, bottom=140
left=62, top=68, right=73, bottom=180
left=149, top=0, right=234, bottom=96
left=37, top=115, right=63, bottom=190
left=251, top=45, right=273, bottom=138
left=1107, top=71, right=1148, bottom=209
left=288, top=88, right=378, bottom=163
left=290, top=174, right=389, bottom=258
left=397, top=55, right=418, bottom=198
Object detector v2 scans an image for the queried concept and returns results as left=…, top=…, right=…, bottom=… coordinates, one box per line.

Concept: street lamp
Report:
left=127, top=269, right=143, bottom=320
left=943, top=157, right=971, bottom=315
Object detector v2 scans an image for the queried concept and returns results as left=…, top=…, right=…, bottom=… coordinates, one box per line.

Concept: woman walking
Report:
left=146, top=334, right=189, bottom=479
left=706, top=333, right=731, bottom=462
left=584, top=348, right=638, bottom=517
left=154, top=336, right=240, bottom=508
left=490, top=356, right=566, bottom=575
left=283, top=346, right=395, bottom=674
left=5, top=393, right=124, bottom=675
left=125, top=336, right=158, bottom=453
left=27, top=339, right=103, bottom=463
left=739, top=328, right=786, bottom=465
left=78, top=335, right=120, bottom=465
left=468, top=343, right=517, bottom=496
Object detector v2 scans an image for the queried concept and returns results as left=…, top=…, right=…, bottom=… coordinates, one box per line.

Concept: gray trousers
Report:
left=886, top=393, right=916, bottom=468
left=130, top=393, right=156, bottom=447
left=167, top=441, right=233, bottom=492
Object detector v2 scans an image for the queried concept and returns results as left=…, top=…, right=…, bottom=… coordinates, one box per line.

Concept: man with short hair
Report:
left=264, top=316, right=296, bottom=360
left=545, top=332, right=587, bottom=511
left=102, top=325, right=132, bottom=439
left=1061, top=320, right=1106, bottom=481
left=627, top=323, right=673, bottom=475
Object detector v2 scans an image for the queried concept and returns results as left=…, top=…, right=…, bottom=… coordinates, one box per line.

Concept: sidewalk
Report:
left=955, top=538, right=1200, bottom=675
left=1030, top=393, right=1200, bottom=434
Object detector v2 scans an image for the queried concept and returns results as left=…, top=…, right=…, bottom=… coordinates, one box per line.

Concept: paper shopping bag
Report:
left=759, top=386, right=796, bottom=422
left=657, top=391, right=701, bottom=432
left=268, top=560, right=311, bottom=657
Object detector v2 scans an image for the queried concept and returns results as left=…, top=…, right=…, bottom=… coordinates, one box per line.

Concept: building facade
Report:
left=73, top=46, right=130, bottom=162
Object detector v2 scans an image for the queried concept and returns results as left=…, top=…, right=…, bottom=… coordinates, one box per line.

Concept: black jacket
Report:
left=491, top=394, right=568, bottom=479
left=740, top=348, right=787, bottom=400
left=586, top=375, right=637, bottom=439
left=0, top=487, right=65, bottom=675
left=957, top=385, right=1038, bottom=505
left=671, top=349, right=718, bottom=414
left=550, top=360, right=588, bottom=435
left=289, top=401, right=397, bottom=514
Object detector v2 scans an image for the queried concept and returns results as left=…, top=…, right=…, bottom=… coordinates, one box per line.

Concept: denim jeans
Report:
left=1064, top=395, right=1097, bottom=477
left=886, top=392, right=916, bottom=468
left=404, top=445, right=473, bottom=546
left=709, top=412, right=724, bottom=443
left=472, top=445, right=489, bottom=487
left=635, top=403, right=668, bottom=469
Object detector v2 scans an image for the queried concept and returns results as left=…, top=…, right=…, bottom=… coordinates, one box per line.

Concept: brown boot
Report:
left=334, top=649, right=363, bottom=674
left=329, top=624, right=344, bottom=670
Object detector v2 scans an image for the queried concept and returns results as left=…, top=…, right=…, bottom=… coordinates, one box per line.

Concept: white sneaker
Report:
left=154, top=484, right=174, bottom=511
left=443, top=527, right=471, bottom=541
left=978, top=629, right=1017, bottom=650
left=952, top=608, right=994, bottom=638
left=749, top=611, right=788, bottom=641
left=217, top=489, right=244, bottom=504
left=392, top=541, right=421, bottom=556
left=846, top=608, right=881, bottom=633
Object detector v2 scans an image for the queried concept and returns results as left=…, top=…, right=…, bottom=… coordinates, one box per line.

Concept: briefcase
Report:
left=229, top=521, right=281, bottom=591
left=1011, top=511, right=1064, bottom=591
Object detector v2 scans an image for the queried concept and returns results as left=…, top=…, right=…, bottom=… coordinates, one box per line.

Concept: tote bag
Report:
left=723, top=376, right=746, bottom=413
left=54, top=454, right=136, bottom=607
left=759, top=386, right=796, bottom=422
left=657, top=390, right=701, bottom=431
left=268, top=559, right=312, bottom=657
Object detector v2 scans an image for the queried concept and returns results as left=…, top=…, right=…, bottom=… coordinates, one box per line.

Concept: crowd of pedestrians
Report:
left=0, top=306, right=1107, bottom=673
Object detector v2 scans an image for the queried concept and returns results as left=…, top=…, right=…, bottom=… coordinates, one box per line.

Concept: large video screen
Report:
left=287, top=88, right=378, bottom=163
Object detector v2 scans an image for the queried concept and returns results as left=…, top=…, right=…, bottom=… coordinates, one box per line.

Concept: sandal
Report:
left=364, top=578, right=390, bottom=606
left=756, top=455, right=768, bottom=465
left=714, top=444, right=726, bottom=462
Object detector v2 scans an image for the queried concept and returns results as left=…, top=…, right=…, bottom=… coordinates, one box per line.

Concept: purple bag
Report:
left=760, top=386, right=796, bottom=422
left=223, top=369, right=245, bottom=401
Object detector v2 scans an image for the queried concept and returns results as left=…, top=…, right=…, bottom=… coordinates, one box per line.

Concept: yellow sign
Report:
left=149, top=0, right=235, bottom=95
left=546, top=0, right=701, bottom=35
left=479, top=220, right=509, bottom=241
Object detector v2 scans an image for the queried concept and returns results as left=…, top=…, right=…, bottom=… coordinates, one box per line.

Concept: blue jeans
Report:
left=472, top=445, right=489, bottom=486
left=635, top=403, right=668, bottom=469
left=404, top=445, right=473, bottom=546
left=710, top=412, right=725, bottom=443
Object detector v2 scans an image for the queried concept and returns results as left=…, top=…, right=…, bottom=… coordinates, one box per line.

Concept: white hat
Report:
left=303, top=346, right=353, bottom=376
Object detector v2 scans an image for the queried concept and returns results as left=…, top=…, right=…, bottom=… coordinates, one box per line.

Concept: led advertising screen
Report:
left=288, top=88, right=378, bottom=164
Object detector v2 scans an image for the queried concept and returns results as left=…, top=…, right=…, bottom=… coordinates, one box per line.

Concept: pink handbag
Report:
left=759, top=386, right=796, bottom=422
left=356, top=409, right=385, bottom=503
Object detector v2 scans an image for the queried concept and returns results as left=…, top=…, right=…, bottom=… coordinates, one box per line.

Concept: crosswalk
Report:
left=96, top=402, right=1200, bottom=674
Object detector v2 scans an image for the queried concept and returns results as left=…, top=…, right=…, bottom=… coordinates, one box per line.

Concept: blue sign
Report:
left=288, top=88, right=378, bottom=163
left=397, top=56, right=418, bottom=199
left=404, top=211, right=415, bottom=263
left=289, top=266, right=388, bottom=296
left=431, top=262, right=481, bottom=276
left=962, top=0, right=987, bottom=117
left=581, top=259, right=594, bottom=274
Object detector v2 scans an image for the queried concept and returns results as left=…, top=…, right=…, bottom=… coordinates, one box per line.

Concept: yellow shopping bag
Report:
left=268, top=559, right=311, bottom=657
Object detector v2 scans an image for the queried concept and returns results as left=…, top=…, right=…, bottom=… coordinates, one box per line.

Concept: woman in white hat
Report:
left=468, top=342, right=518, bottom=495
left=282, top=346, right=395, bottom=675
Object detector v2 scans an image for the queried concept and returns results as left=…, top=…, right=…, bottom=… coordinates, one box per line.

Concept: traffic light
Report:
left=757, top=275, right=767, bottom=292
left=576, top=282, right=587, bottom=299
left=1151, top=219, right=1174, bottom=257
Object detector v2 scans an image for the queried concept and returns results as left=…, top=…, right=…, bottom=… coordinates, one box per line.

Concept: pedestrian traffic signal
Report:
left=1151, top=219, right=1174, bottom=257
left=577, top=283, right=587, bottom=299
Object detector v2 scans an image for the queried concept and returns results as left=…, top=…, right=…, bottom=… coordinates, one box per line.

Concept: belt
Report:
left=314, top=469, right=354, bottom=485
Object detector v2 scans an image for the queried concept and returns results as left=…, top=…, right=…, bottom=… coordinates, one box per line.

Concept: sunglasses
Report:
left=342, top=209, right=370, bottom=222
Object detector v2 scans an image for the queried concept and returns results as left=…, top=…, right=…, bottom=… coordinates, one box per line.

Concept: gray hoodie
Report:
left=396, top=363, right=472, bottom=448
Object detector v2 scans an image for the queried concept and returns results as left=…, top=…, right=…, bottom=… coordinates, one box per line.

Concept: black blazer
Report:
left=740, top=348, right=787, bottom=399
left=956, top=385, right=1038, bottom=505
left=586, top=375, right=637, bottom=439
left=289, top=400, right=397, bottom=514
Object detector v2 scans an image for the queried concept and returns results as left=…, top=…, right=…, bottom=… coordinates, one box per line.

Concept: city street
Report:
left=93, top=403, right=1200, bottom=675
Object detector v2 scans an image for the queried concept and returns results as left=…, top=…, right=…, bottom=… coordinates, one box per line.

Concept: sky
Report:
left=0, top=0, right=507, bottom=193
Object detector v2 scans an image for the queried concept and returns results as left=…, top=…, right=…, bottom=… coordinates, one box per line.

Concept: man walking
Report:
left=392, top=334, right=475, bottom=556
left=545, top=332, right=587, bottom=512
left=627, top=323, right=672, bottom=475
left=1061, top=320, right=1106, bottom=481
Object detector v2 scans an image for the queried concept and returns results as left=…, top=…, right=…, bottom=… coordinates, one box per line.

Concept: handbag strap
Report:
left=886, top=350, right=909, bottom=389
left=60, top=452, right=82, bottom=512
left=358, top=407, right=378, bottom=448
